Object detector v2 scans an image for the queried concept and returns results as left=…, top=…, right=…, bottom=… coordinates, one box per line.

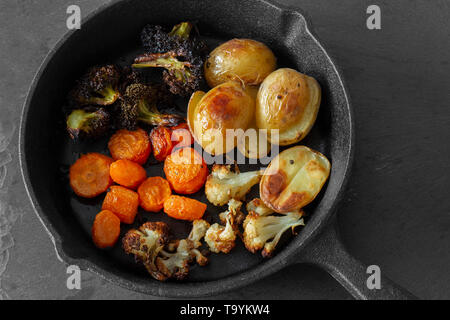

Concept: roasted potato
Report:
left=204, top=39, right=276, bottom=88
left=256, top=68, right=321, bottom=146
left=260, top=146, right=330, bottom=213
left=188, top=81, right=255, bottom=155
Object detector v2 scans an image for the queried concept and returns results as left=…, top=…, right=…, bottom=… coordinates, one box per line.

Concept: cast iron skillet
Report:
left=19, top=0, right=415, bottom=299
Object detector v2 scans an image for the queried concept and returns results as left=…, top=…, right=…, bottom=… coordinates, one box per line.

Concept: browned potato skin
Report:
left=190, top=82, right=255, bottom=155
left=260, top=146, right=330, bottom=213
left=256, top=68, right=321, bottom=146
left=204, top=39, right=277, bottom=88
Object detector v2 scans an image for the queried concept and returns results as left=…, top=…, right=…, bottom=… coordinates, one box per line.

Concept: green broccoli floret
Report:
left=70, top=65, right=120, bottom=106
left=66, top=108, right=110, bottom=139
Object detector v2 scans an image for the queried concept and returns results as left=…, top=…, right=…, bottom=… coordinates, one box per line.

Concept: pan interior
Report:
left=22, top=0, right=351, bottom=286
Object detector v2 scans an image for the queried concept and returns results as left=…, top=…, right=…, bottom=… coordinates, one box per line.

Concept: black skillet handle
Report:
left=294, top=216, right=417, bottom=300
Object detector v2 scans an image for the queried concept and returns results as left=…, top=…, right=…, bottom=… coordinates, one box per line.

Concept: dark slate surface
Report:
left=0, top=0, right=448, bottom=299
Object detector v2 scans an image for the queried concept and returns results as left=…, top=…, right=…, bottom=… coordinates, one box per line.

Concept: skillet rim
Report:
left=19, top=0, right=355, bottom=297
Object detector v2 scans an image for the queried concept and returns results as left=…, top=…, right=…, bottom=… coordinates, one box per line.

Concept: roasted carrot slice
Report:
left=102, top=186, right=139, bottom=224
left=150, top=126, right=173, bottom=162
left=110, top=159, right=147, bottom=189
left=163, top=147, right=208, bottom=194
left=163, top=195, right=207, bottom=221
left=138, top=177, right=172, bottom=212
left=92, top=210, right=121, bottom=249
left=108, top=128, right=151, bottom=165
left=69, top=153, right=113, bottom=198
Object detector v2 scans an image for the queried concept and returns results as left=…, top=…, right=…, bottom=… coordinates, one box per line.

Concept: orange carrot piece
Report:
left=150, top=126, right=173, bottom=162
left=102, top=186, right=139, bottom=224
left=138, top=177, right=172, bottom=212
left=163, top=147, right=208, bottom=194
left=163, top=195, right=207, bottom=221
left=110, top=159, right=147, bottom=189
left=108, top=128, right=151, bottom=165
left=92, top=210, right=121, bottom=249
left=69, top=153, right=113, bottom=198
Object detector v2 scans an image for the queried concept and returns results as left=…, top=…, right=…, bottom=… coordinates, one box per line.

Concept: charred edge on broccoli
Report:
left=135, top=22, right=207, bottom=96
left=66, top=108, right=110, bottom=140
left=118, top=83, right=183, bottom=130
left=70, top=65, right=120, bottom=106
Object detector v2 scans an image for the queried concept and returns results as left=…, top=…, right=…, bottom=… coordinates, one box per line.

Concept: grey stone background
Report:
left=0, top=0, right=449, bottom=299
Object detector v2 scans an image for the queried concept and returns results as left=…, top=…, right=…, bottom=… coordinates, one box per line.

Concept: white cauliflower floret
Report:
left=156, top=219, right=210, bottom=280
left=122, top=222, right=170, bottom=281
left=205, top=164, right=264, bottom=206
left=125, top=219, right=209, bottom=281
left=243, top=211, right=304, bottom=258
left=205, top=199, right=244, bottom=253
left=246, top=198, right=275, bottom=216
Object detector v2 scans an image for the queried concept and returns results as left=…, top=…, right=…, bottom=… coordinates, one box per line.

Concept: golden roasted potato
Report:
left=260, top=146, right=330, bottom=213
left=188, top=81, right=255, bottom=155
left=256, top=68, right=321, bottom=146
left=204, top=39, right=277, bottom=88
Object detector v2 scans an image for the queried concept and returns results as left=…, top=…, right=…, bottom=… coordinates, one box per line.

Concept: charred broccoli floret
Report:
left=134, top=22, right=207, bottom=96
left=122, top=222, right=170, bottom=281
left=70, top=65, right=120, bottom=106
left=205, top=199, right=244, bottom=254
left=205, top=164, right=264, bottom=206
left=66, top=108, right=110, bottom=140
left=155, top=219, right=210, bottom=280
left=243, top=211, right=304, bottom=258
left=118, top=83, right=182, bottom=130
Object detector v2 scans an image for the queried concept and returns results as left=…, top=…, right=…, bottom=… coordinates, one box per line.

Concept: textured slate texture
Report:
left=0, top=0, right=449, bottom=299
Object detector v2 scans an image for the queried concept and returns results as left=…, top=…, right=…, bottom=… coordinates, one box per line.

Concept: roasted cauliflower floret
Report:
left=243, top=211, right=304, bottom=258
left=155, top=219, right=210, bottom=280
left=205, top=164, right=264, bottom=206
left=205, top=199, right=243, bottom=253
left=122, top=221, right=169, bottom=280
left=246, top=198, right=275, bottom=217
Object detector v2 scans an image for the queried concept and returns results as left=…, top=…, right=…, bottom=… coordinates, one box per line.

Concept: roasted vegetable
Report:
left=256, top=68, right=321, bottom=146
left=102, top=186, right=139, bottom=224
left=122, top=222, right=170, bottom=281
left=69, top=153, right=113, bottom=198
left=260, top=146, right=331, bottom=213
left=109, top=159, right=147, bottom=189
left=205, top=164, right=264, bottom=206
left=155, top=219, right=210, bottom=280
left=92, top=210, right=121, bottom=249
left=150, top=126, right=173, bottom=162
left=118, top=83, right=182, bottom=130
left=204, top=38, right=276, bottom=87
left=163, top=195, right=207, bottom=221
left=70, top=65, right=120, bottom=106
left=164, top=147, right=208, bottom=194
left=123, top=220, right=209, bottom=281
left=204, top=199, right=244, bottom=254
left=187, top=82, right=255, bottom=155
left=134, top=22, right=207, bottom=96
left=66, top=108, right=110, bottom=140
left=138, top=177, right=172, bottom=212
left=243, top=211, right=304, bottom=258
left=246, top=198, right=275, bottom=217
left=108, top=128, right=151, bottom=165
